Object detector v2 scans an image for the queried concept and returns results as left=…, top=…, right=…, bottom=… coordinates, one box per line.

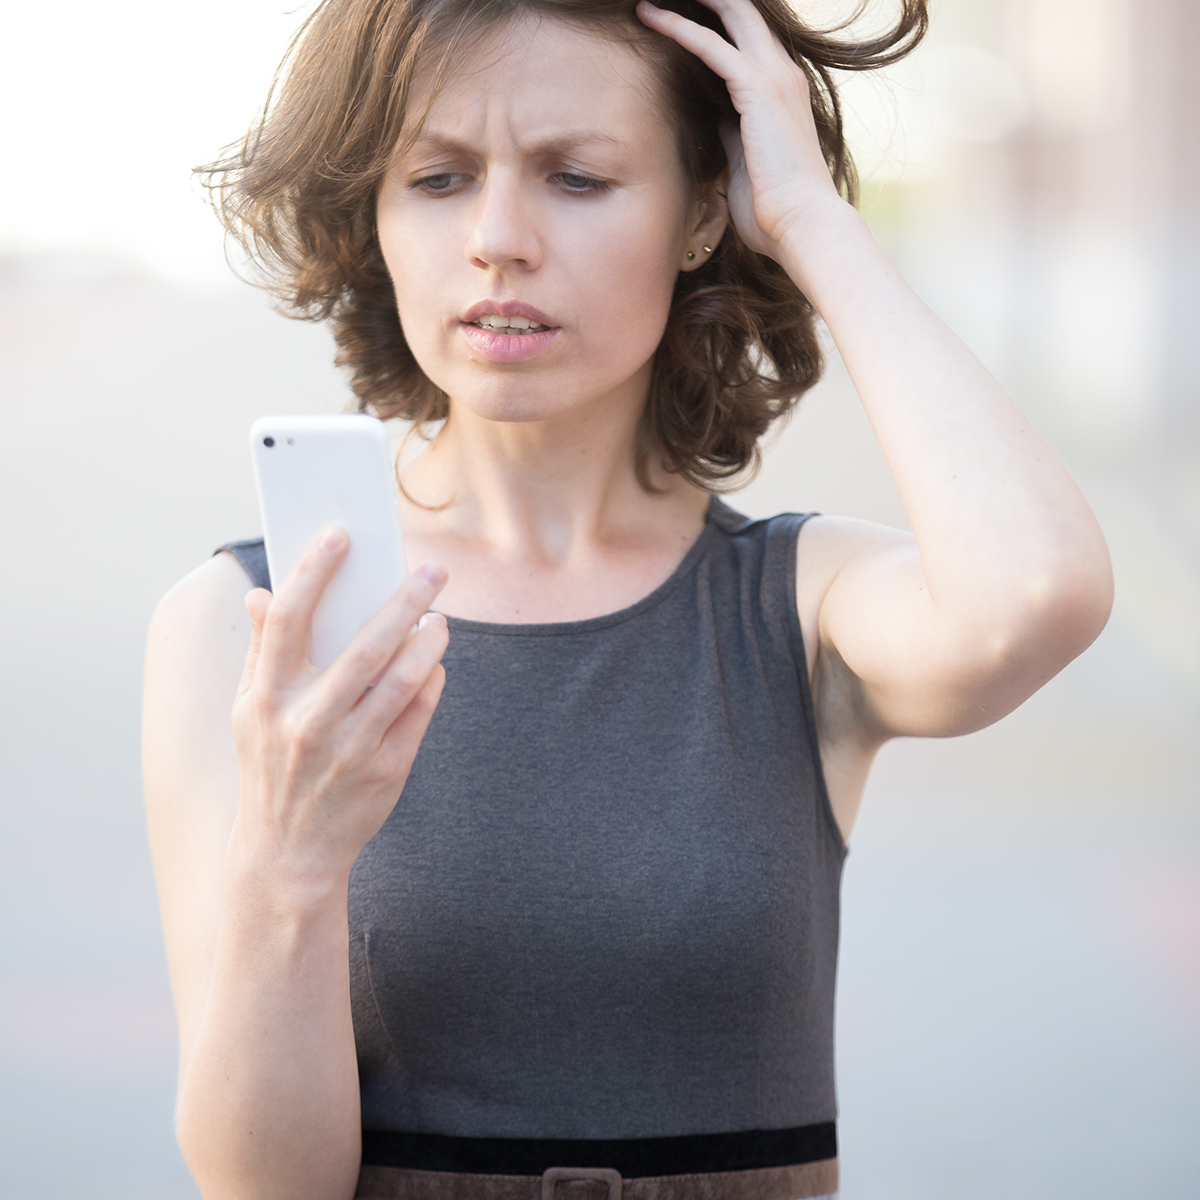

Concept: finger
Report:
left=350, top=609, right=450, bottom=742
left=317, top=563, right=448, bottom=712
left=637, top=1, right=749, bottom=83
left=256, top=525, right=348, bottom=684
left=637, top=0, right=779, bottom=74
left=236, top=587, right=272, bottom=700
left=690, top=0, right=783, bottom=64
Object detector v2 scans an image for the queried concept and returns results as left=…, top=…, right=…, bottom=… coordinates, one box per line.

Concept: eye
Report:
left=553, top=172, right=608, bottom=194
left=410, top=172, right=467, bottom=195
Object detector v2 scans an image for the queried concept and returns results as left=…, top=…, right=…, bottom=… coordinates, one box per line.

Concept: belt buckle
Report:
left=541, top=1166, right=623, bottom=1200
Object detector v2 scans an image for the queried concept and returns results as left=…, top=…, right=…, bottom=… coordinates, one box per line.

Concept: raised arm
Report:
left=143, top=533, right=448, bottom=1200
left=639, top=0, right=1113, bottom=750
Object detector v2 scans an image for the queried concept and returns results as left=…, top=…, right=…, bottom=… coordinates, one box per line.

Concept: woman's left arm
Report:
left=639, top=0, right=1114, bottom=739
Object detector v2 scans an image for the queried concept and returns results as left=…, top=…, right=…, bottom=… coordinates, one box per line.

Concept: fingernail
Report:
left=417, top=562, right=448, bottom=588
left=320, top=524, right=347, bottom=551
left=418, top=611, right=447, bottom=631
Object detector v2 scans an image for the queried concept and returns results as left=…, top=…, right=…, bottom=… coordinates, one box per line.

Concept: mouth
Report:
left=458, top=301, right=560, bottom=363
left=460, top=300, right=557, bottom=330
left=468, top=313, right=552, bottom=335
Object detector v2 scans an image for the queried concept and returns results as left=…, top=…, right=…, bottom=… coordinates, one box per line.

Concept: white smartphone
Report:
left=250, top=414, right=406, bottom=669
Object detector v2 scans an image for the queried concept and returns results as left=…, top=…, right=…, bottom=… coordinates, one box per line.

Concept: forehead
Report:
left=403, top=16, right=672, bottom=151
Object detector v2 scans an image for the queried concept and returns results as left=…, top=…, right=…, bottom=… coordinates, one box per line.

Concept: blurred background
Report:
left=1, top=0, right=1197, bottom=1196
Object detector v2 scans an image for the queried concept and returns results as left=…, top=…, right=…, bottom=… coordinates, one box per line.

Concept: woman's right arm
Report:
left=143, top=528, right=448, bottom=1200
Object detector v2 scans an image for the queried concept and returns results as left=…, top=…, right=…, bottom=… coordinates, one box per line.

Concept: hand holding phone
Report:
left=250, top=414, right=407, bottom=668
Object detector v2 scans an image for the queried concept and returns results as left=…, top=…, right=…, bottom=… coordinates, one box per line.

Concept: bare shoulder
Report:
left=149, top=550, right=258, bottom=657
left=144, top=551, right=256, bottom=787
left=791, top=516, right=918, bottom=840
left=793, top=514, right=914, bottom=672
left=143, top=551, right=258, bottom=1068
left=144, top=549, right=256, bottom=830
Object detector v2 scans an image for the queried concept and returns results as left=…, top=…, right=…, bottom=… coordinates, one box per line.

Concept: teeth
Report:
left=475, top=313, right=548, bottom=332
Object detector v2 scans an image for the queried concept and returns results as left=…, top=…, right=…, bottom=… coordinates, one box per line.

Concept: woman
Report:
left=142, top=1, right=1114, bottom=1198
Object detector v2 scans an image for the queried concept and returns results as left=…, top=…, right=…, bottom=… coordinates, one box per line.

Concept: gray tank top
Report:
left=220, top=499, right=845, bottom=1163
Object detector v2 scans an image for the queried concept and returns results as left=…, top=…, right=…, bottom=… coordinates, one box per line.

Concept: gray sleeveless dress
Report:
left=219, top=498, right=844, bottom=1199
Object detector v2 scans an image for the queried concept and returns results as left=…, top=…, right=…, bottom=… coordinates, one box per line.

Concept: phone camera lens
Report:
left=263, top=436, right=275, bottom=447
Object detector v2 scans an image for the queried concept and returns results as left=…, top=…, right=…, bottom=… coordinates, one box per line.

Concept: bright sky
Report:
left=0, top=0, right=1027, bottom=289
left=0, top=1, right=314, bottom=287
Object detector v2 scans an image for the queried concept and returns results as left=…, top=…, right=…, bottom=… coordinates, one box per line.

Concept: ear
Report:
left=680, top=169, right=730, bottom=272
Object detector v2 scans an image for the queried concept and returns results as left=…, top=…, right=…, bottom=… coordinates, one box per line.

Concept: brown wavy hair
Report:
left=200, top=0, right=928, bottom=488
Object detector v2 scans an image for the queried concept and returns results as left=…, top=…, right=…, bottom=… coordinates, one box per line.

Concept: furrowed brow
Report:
left=525, top=131, right=628, bottom=155
left=401, top=132, right=473, bottom=159
left=405, top=129, right=629, bottom=157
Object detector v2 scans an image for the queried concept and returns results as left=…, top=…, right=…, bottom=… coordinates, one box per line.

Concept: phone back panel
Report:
left=251, top=414, right=406, bottom=669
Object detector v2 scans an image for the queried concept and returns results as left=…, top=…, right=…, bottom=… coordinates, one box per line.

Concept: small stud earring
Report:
left=703, top=245, right=713, bottom=254
left=687, top=251, right=696, bottom=261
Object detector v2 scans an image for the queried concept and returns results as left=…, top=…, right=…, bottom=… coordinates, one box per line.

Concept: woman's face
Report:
left=376, top=16, right=715, bottom=428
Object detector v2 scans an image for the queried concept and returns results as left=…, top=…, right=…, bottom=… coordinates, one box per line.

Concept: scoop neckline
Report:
left=438, top=495, right=728, bottom=638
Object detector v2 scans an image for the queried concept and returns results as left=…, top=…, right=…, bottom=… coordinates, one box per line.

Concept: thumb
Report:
left=236, top=588, right=272, bottom=700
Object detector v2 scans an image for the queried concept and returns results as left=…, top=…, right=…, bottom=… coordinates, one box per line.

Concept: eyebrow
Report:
left=404, top=130, right=630, bottom=157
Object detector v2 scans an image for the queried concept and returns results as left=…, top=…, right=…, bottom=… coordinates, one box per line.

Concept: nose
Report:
left=465, top=171, right=543, bottom=272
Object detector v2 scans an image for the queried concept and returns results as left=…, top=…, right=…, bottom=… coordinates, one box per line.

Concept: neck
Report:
left=399, top=378, right=704, bottom=566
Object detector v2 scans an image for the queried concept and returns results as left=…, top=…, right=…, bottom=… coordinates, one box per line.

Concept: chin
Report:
left=456, top=391, right=572, bottom=424
left=441, top=364, right=636, bottom=426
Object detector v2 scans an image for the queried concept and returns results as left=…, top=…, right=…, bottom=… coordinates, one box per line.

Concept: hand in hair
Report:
left=645, top=0, right=1112, bottom=842
left=636, top=0, right=846, bottom=263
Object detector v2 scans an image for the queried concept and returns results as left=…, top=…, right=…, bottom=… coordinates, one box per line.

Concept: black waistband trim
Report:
left=360, top=1124, right=837, bottom=1177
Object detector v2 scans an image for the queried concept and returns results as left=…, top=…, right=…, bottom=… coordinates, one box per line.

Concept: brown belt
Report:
left=356, top=1161, right=839, bottom=1200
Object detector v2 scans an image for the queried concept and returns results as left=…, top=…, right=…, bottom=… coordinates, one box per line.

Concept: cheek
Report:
left=568, top=205, right=684, bottom=357
left=376, top=208, right=451, bottom=346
